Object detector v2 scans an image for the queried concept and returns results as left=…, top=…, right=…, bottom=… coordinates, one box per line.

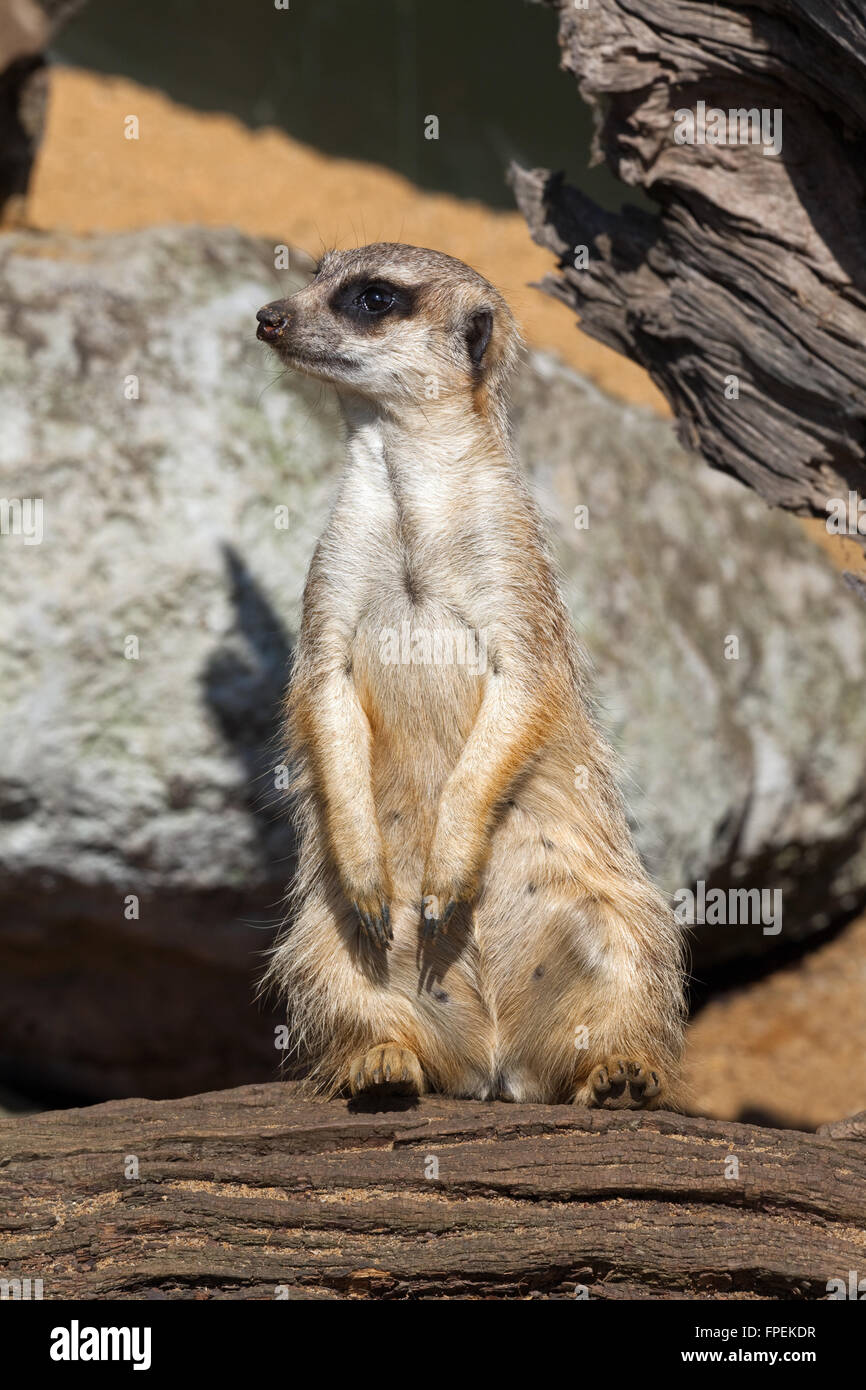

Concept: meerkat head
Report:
left=256, top=243, right=522, bottom=430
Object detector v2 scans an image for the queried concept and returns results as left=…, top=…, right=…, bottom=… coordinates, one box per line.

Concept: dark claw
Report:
left=354, top=906, right=373, bottom=944
left=421, top=899, right=457, bottom=942
left=353, top=902, right=391, bottom=951
left=355, top=907, right=374, bottom=945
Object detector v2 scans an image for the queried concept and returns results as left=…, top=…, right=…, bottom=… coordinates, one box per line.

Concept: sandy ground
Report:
left=686, top=913, right=866, bottom=1129
left=16, top=65, right=866, bottom=1124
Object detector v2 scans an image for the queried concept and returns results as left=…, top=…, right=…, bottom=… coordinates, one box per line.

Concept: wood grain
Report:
left=512, top=0, right=866, bottom=539
left=1, top=1083, right=864, bottom=1299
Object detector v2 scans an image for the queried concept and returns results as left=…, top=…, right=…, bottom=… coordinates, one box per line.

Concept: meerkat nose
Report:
left=256, top=303, right=290, bottom=342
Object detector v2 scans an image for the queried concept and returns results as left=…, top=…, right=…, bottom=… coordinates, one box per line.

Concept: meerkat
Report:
left=257, top=243, right=685, bottom=1108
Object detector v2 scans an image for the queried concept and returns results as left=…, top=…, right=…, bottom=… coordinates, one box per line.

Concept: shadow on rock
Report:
left=201, top=542, right=296, bottom=911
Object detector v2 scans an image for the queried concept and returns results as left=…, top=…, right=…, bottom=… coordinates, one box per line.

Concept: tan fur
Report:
left=258, top=244, right=686, bottom=1107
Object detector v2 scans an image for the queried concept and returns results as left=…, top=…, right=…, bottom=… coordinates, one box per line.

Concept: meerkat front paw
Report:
left=342, top=860, right=393, bottom=950
left=421, top=827, right=482, bottom=939
left=351, top=894, right=392, bottom=950
left=575, top=1058, right=665, bottom=1110
left=348, top=1044, right=426, bottom=1097
left=420, top=864, right=471, bottom=940
left=420, top=887, right=460, bottom=940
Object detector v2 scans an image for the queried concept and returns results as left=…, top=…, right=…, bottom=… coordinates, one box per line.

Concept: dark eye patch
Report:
left=329, top=277, right=416, bottom=328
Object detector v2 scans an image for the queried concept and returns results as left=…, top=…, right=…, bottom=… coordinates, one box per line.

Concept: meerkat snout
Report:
left=256, top=302, right=291, bottom=342
left=255, top=242, right=522, bottom=423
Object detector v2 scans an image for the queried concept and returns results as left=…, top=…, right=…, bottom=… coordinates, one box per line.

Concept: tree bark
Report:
left=511, top=0, right=866, bottom=533
left=1, top=1083, right=864, bottom=1299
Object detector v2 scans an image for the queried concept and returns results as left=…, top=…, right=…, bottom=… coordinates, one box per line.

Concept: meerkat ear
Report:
left=465, top=309, right=493, bottom=368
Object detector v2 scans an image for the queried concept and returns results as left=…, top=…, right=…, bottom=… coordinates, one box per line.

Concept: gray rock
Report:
left=1, top=225, right=864, bottom=1100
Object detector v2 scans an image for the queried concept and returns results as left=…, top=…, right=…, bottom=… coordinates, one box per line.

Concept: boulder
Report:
left=1, top=225, right=864, bottom=1101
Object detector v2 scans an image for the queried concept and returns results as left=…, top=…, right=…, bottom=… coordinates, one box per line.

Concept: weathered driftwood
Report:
left=512, top=0, right=866, bottom=532
left=1, top=1083, right=864, bottom=1299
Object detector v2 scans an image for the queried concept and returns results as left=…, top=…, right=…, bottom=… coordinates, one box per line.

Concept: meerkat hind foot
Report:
left=348, top=1043, right=426, bottom=1097
left=575, top=1057, right=665, bottom=1111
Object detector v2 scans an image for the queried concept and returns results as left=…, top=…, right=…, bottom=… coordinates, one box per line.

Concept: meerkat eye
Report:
left=356, top=285, right=395, bottom=315
left=331, top=277, right=414, bottom=323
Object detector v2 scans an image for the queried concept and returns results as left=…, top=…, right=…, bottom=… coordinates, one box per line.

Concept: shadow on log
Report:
left=512, top=0, right=866, bottom=535
left=1, top=1083, right=864, bottom=1299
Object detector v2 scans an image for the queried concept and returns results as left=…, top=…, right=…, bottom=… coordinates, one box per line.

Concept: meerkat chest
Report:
left=346, top=530, right=492, bottom=729
left=325, top=438, right=507, bottom=716
left=333, top=459, right=494, bottom=627
left=351, top=565, right=491, bottom=718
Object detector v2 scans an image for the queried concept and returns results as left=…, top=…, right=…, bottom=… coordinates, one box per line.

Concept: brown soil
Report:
left=686, top=912, right=866, bottom=1129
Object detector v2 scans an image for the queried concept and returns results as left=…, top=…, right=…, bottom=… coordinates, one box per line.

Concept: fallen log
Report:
left=512, top=0, right=866, bottom=537
left=1, top=1084, right=864, bottom=1299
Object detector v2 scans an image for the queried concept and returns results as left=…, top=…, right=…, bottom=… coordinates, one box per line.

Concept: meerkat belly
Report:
left=352, top=595, right=591, bottom=1100
left=351, top=587, right=485, bottom=837
left=329, top=588, right=494, bottom=1097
